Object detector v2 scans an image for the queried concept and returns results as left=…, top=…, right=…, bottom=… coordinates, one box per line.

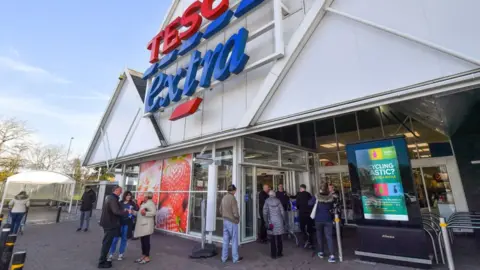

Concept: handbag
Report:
left=310, top=200, right=318, bottom=220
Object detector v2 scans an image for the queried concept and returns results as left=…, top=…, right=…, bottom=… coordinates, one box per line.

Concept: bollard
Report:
left=10, top=251, right=26, bottom=270
left=0, top=234, right=17, bottom=270
left=334, top=214, right=343, bottom=262
left=56, top=206, right=62, bottom=223
left=0, top=226, right=11, bottom=258
left=0, top=214, right=3, bottom=228
left=440, top=217, right=454, bottom=270
left=200, top=199, right=206, bottom=249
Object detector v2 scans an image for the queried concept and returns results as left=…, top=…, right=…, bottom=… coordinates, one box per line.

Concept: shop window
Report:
left=243, top=138, right=279, bottom=166
left=410, top=118, right=451, bottom=158
left=257, top=125, right=299, bottom=146
left=215, top=148, right=233, bottom=191
left=357, top=108, right=385, bottom=140
left=191, top=152, right=212, bottom=191
left=335, top=113, right=359, bottom=151
left=188, top=192, right=225, bottom=237
left=318, top=152, right=339, bottom=166
left=315, top=118, right=336, bottom=153
left=381, top=111, right=417, bottom=159
left=339, top=151, right=348, bottom=165
left=125, top=165, right=140, bottom=192
left=299, top=122, right=316, bottom=150
left=281, top=147, right=307, bottom=169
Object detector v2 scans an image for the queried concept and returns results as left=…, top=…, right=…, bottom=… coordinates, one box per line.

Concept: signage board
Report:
left=354, top=146, right=409, bottom=221
left=142, top=0, right=267, bottom=118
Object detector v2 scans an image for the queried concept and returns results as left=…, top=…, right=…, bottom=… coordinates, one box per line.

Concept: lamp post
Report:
left=66, top=137, right=74, bottom=161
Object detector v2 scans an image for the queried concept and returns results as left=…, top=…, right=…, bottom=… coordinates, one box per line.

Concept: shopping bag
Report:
left=310, top=201, right=318, bottom=220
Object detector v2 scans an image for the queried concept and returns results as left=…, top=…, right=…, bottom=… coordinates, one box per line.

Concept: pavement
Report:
left=7, top=208, right=480, bottom=270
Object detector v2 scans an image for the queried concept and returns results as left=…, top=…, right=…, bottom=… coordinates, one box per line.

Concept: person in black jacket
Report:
left=77, top=186, right=96, bottom=232
left=258, top=184, right=270, bottom=243
left=98, top=186, right=130, bottom=269
left=292, top=184, right=314, bottom=248
left=276, top=184, right=290, bottom=232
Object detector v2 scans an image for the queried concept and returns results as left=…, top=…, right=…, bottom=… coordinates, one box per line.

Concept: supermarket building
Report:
left=83, top=0, right=480, bottom=243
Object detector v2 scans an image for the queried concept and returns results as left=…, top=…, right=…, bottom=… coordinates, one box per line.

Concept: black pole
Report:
left=56, top=206, right=62, bottom=223
left=10, top=251, right=26, bottom=270
left=0, top=234, right=16, bottom=270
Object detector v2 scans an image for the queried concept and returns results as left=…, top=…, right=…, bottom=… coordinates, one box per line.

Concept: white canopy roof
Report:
left=6, top=171, right=76, bottom=185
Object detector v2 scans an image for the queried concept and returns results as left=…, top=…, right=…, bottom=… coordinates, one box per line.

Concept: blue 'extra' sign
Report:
left=144, top=27, right=250, bottom=114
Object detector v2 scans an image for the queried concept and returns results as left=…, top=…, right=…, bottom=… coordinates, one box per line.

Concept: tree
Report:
left=25, top=144, right=66, bottom=171
left=0, top=118, right=30, bottom=155
left=0, top=117, right=32, bottom=180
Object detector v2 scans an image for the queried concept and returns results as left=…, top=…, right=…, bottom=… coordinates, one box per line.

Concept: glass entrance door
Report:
left=241, top=166, right=294, bottom=242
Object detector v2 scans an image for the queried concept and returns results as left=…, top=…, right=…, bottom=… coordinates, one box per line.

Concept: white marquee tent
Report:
left=0, top=171, right=77, bottom=213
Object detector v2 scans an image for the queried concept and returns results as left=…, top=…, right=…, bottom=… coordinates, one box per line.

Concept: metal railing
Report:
left=434, top=211, right=480, bottom=270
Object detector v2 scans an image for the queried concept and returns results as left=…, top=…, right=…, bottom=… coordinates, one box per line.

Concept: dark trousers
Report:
left=259, top=215, right=267, bottom=241
left=270, top=235, right=283, bottom=258
left=299, top=214, right=314, bottom=245
left=140, top=235, right=151, bottom=256
left=99, top=228, right=118, bottom=264
left=315, top=222, right=335, bottom=256
left=10, top=212, right=25, bottom=234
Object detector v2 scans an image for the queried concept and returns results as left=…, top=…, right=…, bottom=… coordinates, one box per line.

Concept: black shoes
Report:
left=76, top=228, right=81, bottom=232
left=83, top=228, right=88, bottom=232
left=98, top=262, right=112, bottom=268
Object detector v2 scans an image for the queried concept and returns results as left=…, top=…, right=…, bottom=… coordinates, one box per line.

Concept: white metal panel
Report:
left=283, top=10, right=305, bottom=45
left=304, top=0, right=316, bottom=13
left=257, top=12, right=478, bottom=123
left=332, top=0, right=480, bottom=68
left=222, top=72, right=247, bottom=130
left=202, top=84, right=224, bottom=135
left=283, top=0, right=304, bottom=12
left=247, top=63, right=273, bottom=107
left=89, top=79, right=159, bottom=164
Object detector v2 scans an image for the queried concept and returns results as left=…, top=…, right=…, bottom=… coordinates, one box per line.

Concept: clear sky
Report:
left=0, top=0, right=170, bottom=157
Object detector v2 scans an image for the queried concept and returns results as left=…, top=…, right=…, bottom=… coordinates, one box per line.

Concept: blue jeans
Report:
left=315, top=222, right=335, bottom=256
left=79, top=210, right=91, bottom=230
left=222, top=220, right=239, bottom=263
left=10, top=212, right=25, bottom=234
left=109, top=225, right=129, bottom=255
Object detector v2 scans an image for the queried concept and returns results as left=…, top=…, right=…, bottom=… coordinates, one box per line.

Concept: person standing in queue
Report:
left=258, top=184, right=270, bottom=243
left=263, top=190, right=285, bottom=259
left=77, top=186, right=96, bottom=232
left=133, top=192, right=157, bottom=265
left=98, top=186, right=131, bottom=269
left=310, top=182, right=336, bottom=263
left=292, top=184, right=314, bottom=248
left=219, top=184, right=242, bottom=263
left=276, top=184, right=290, bottom=231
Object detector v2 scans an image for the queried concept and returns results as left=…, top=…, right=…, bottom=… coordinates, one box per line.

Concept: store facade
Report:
left=84, top=0, right=480, bottom=243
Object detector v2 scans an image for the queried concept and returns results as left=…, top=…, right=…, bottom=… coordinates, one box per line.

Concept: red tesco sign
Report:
left=147, top=0, right=230, bottom=64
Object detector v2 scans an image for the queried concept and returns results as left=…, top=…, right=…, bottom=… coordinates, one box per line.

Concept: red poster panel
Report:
left=156, top=154, right=192, bottom=233
left=136, top=160, right=163, bottom=205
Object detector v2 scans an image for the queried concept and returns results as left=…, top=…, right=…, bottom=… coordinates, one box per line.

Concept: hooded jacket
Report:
left=263, top=197, right=285, bottom=236
left=9, top=193, right=30, bottom=213
left=311, top=193, right=334, bottom=223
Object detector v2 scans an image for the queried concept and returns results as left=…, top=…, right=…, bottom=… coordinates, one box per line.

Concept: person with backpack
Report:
left=309, top=182, right=336, bottom=263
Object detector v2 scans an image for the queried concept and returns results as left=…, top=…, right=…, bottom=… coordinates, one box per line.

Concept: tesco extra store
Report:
left=84, top=0, right=480, bottom=244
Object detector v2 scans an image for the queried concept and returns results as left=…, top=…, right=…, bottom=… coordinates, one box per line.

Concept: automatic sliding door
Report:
left=241, top=167, right=255, bottom=242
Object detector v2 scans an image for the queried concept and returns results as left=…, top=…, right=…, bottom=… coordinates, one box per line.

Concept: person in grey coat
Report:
left=263, top=190, right=285, bottom=259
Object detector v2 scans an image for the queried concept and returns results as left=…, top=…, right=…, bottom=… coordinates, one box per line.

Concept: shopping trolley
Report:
left=286, top=200, right=300, bottom=246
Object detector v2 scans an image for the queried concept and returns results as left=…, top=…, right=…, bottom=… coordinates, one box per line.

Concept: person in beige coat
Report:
left=133, top=192, right=157, bottom=264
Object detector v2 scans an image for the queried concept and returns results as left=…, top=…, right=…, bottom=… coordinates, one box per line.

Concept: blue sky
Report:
left=0, top=1, right=170, bottom=157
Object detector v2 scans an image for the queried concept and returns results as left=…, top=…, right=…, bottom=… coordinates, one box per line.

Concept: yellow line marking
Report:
left=440, top=223, right=447, bottom=228
left=334, top=218, right=340, bottom=223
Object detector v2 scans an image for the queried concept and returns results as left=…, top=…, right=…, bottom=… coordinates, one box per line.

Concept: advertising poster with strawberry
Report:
left=156, top=154, right=192, bottom=233
left=136, top=160, right=163, bottom=206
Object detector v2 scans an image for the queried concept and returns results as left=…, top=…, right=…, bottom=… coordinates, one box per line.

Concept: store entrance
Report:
left=317, top=156, right=465, bottom=225
left=240, top=167, right=297, bottom=242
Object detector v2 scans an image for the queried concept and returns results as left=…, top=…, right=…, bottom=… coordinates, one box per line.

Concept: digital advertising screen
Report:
left=355, top=146, right=408, bottom=221
left=347, top=137, right=422, bottom=228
